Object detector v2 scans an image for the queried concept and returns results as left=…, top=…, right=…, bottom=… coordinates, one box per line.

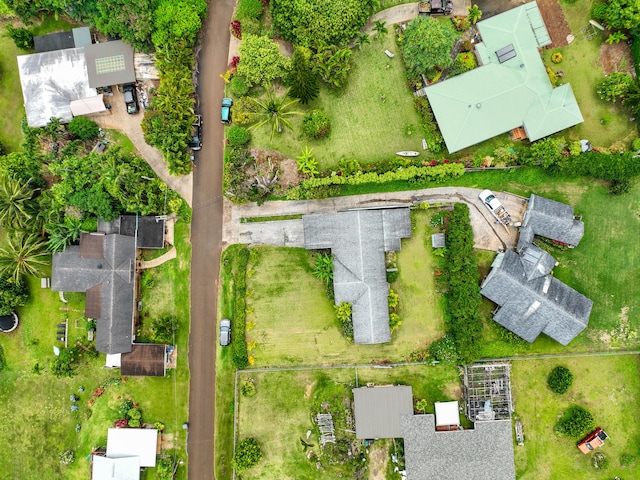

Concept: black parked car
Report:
left=188, top=114, right=202, bottom=151
left=123, top=84, right=139, bottom=114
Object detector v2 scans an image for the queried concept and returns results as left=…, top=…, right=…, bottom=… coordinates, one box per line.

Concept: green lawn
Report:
left=0, top=220, right=191, bottom=479
left=541, top=0, right=637, bottom=148
left=250, top=30, right=423, bottom=169
left=512, top=355, right=640, bottom=479
left=244, top=213, right=446, bottom=367
left=236, top=364, right=461, bottom=479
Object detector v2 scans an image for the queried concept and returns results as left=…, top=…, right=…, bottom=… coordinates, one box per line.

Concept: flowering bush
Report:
left=551, top=52, right=563, bottom=63
left=230, top=20, right=242, bottom=39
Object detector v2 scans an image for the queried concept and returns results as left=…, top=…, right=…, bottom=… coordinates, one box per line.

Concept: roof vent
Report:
left=476, top=103, right=481, bottom=109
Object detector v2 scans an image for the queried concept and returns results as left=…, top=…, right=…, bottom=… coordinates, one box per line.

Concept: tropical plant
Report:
left=547, top=366, right=573, bottom=394
left=249, top=87, right=302, bottom=139
left=67, top=117, right=100, bottom=140
left=227, top=126, right=252, bottom=147
left=234, top=438, right=263, bottom=470
left=152, top=314, right=177, bottom=343
left=285, top=46, right=319, bottom=104
left=0, top=175, right=38, bottom=231
left=312, top=43, right=353, bottom=88
left=335, top=301, right=353, bottom=340
left=237, top=35, right=291, bottom=87
left=354, top=32, right=370, bottom=49
left=4, top=25, right=33, bottom=50
left=0, top=232, right=48, bottom=282
left=428, top=333, right=460, bottom=364
left=402, top=16, right=457, bottom=77
left=302, top=110, right=331, bottom=139
left=313, top=253, right=334, bottom=286
left=596, top=72, right=634, bottom=102
left=415, top=399, right=428, bottom=414
left=466, top=4, right=482, bottom=24
left=373, top=20, right=388, bottom=40
left=606, top=30, right=628, bottom=44
left=296, top=146, right=319, bottom=176
left=0, top=273, right=28, bottom=316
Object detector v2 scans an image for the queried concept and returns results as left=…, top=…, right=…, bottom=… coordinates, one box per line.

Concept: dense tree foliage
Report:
left=234, top=438, right=263, bottom=470
left=94, top=0, right=155, bottom=51
left=67, top=116, right=99, bottom=140
left=152, top=0, right=207, bottom=48
left=4, top=25, right=34, bottom=50
left=270, top=0, right=372, bottom=47
left=312, top=43, right=353, bottom=89
left=286, top=46, right=319, bottom=104
left=594, top=0, right=640, bottom=36
left=559, top=150, right=640, bottom=194
left=237, top=35, right=291, bottom=87
left=0, top=274, right=29, bottom=316
left=443, top=203, right=483, bottom=363
left=555, top=406, right=595, bottom=438
left=547, top=366, right=574, bottom=394
left=401, top=16, right=457, bottom=77
left=302, top=110, right=330, bottom=139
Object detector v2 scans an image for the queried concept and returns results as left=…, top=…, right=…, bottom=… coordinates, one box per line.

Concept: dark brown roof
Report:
left=79, top=233, right=105, bottom=259
left=120, top=344, right=166, bottom=376
left=85, top=284, right=102, bottom=319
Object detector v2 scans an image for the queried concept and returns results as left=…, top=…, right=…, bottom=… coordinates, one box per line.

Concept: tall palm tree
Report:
left=0, top=175, right=38, bottom=231
left=250, top=87, right=303, bottom=139
left=0, top=232, right=49, bottom=283
left=373, top=20, right=388, bottom=40
left=467, top=4, right=482, bottom=25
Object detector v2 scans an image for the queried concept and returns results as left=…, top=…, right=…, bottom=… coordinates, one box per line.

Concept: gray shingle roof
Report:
left=303, top=208, right=411, bottom=344
left=517, top=194, right=584, bottom=250
left=52, top=234, right=136, bottom=354
left=98, top=215, right=165, bottom=249
left=481, top=250, right=592, bottom=345
left=352, top=386, right=414, bottom=439
left=401, top=415, right=515, bottom=480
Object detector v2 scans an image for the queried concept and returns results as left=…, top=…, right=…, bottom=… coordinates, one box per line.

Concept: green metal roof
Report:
left=426, top=2, right=583, bottom=153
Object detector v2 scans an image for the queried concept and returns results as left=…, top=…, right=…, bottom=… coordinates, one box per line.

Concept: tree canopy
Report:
left=270, top=0, right=372, bottom=48
left=402, top=16, right=457, bottom=76
left=237, top=35, right=291, bottom=87
left=599, top=0, right=640, bottom=35
left=94, top=0, right=156, bottom=51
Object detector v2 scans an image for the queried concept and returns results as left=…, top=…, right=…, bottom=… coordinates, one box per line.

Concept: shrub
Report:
left=59, top=449, right=75, bottom=465
left=230, top=19, right=242, bottom=38
left=633, top=137, right=640, bottom=151
left=236, top=0, right=264, bottom=20
left=555, top=406, right=595, bottom=438
left=386, top=269, right=399, bottom=282
left=232, top=96, right=260, bottom=126
left=152, top=314, right=177, bottom=344
left=551, top=52, right=563, bottom=63
left=389, top=313, right=401, bottom=332
left=631, top=37, right=640, bottom=77
left=335, top=302, right=353, bottom=341
left=388, top=289, right=399, bottom=310
left=234, top=438, right=263, bottom=470
left=241, top=380, right=257, bottom=397
left=597, top=72, right=634, bottom=102
left=227, top=126, right=251, bottom=146
left=428, top=333, right=460, bottom=364
left=547, top=366, right=573, bottom=394
left=620, top=453, right=636, bottom=467
left=592, top=452, right=609, bottom=469
left=229, top=76, right=250, bottom=97
left=232, top=248, right=250, bottom=369
left=4, top=25, right=33, bottom=50
left=67, top=117, right=99, bottom=140
left=302, top=110, right=331, bottom=139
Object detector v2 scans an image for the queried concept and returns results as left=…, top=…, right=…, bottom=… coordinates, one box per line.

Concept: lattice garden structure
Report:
left=316, top=413, right=336, bottom=446
left=463, top=363, right=514, bottom=421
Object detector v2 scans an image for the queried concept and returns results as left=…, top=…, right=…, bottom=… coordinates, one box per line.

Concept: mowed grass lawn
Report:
left=250, top=30, right=423, bottom=169
left=245, top=213, right=445, bottom=366
left=512, top=355, right=640, bottom=479
left=0, top=221, right=191, bottom=479
left=236, top=364, right=461, bottom=479
left=542, top=0, right=637, bottom=147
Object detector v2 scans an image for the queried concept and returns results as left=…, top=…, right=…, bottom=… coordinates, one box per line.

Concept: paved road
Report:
left=188, top=0, right=234, bottom=478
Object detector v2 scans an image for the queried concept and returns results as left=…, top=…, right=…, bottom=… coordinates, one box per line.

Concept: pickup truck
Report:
left=479, top=190, right=512, bottom=225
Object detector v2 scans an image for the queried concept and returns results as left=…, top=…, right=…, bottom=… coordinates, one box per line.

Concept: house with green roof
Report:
left=425, top=2, right=583, bottom=153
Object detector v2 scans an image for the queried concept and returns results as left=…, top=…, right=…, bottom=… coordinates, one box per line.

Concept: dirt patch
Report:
left=304, top=381, right=316, bottom=399
left=600, top=42, right=636, bottom=74
left=368, top=442, right=389, bottom=480
left=248, top=148, right=300, bottom=190
left=442, top=384, right=463, bottom=400
left=160, top=433, right=175, bottom=450
left=536, top=0, right=572, bottom=47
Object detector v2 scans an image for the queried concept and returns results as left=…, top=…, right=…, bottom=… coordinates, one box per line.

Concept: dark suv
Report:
left=188, top=115, right=202, bottom=151
left=123, top=84, right=139, bottom=114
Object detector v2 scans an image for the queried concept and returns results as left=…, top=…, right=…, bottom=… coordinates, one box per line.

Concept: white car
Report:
left=220, top=318, right=231, bottom=346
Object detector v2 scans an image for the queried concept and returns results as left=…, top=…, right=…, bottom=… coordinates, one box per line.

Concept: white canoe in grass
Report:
left=396, top=151, right=420, bottom=157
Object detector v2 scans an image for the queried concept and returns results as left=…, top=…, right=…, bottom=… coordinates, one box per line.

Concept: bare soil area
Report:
left=600, top=41, right=636, bottom=75
left=248, top=148, right=300, bottom=190
left=368, top=442, right=389, bottom=480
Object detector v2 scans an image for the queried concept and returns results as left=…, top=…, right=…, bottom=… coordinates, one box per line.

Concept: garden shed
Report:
left=431, top=233, right=446, bottom=248
left=352, top=385, right=414, bottom=439
left=120, top=343, right=167, bottom=377
left=425, top=2, right=583, bottom=152
left=106, top=428, right=159, bottom=467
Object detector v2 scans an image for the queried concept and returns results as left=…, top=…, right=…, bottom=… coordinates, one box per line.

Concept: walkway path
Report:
left=138, top=247, right=176, bottom=269
left=222, top=187, right=527, bottom=251
left=367, top=1, right=471, bottom=31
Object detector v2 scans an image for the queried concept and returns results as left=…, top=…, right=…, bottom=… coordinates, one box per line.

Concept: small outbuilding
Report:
left=434, top=401, right=460, bottom=431
left=106, top=428, right=159, bottom=467
left=91, top=455, right=140, bottom=480
left=431, top=233, right=446, bottom=248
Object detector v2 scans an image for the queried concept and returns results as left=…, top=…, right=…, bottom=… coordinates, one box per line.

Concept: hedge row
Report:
left=300, top=162, right=464, bottom=189
left=232, top=247, right=250, bottom=369
left=443, top=203, right=483, bottom=363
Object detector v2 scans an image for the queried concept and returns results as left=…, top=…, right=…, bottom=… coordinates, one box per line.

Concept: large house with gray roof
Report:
left=52, top=216, right=166, bottom=355
left=303, top=208, right=411, bottom=344
left=424, top=2, right=583, bottom=153
left=481, top=194, right=592, bottom=345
